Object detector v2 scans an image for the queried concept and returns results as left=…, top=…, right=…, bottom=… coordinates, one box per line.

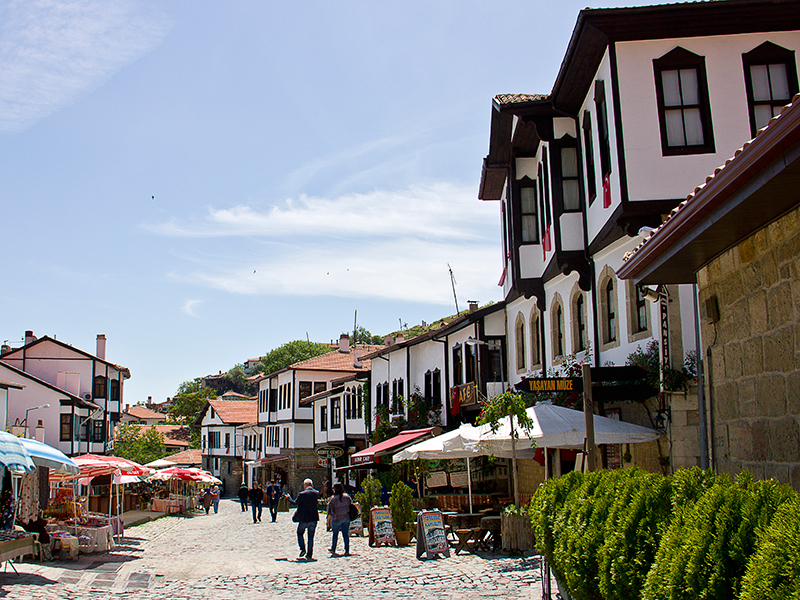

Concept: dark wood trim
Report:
left=609, top=43, right=630, bottom=204
left=742, top=41, right=799, bottom=137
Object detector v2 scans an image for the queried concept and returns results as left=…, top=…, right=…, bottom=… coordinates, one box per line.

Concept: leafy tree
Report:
left=261, top=340, right=332, bottom=375
left=225, top=363, right=251, bottom=395
left=114, top=423, right=166, bottom=465
left=349, top=326, right=383, bottom=345
left=176, top=377, right=202, bottom=395
left=478, top=391, right=534, bottom=506
left=169, top=387, right=216, bottom=427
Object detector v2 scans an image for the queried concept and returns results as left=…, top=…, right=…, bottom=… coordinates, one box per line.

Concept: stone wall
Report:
left=697, top=205, right=800, bottom=490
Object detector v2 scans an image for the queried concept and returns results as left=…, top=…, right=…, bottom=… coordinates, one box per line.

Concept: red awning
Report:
left=349, top=427, right=442, bottom=465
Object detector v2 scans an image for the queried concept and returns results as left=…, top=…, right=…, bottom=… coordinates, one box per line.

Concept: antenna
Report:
left=353, top=309, right=358, bottom=344
left=306, top=332, right=310, bottom=343
left=448, top=263, right=460, bottom=314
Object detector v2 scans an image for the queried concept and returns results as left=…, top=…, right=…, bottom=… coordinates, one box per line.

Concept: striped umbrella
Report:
left=0, top=431, right=36, bottom=475
left=50, top=456, right=118, bottom=481
left=149, top=467, right=205, bottom=482
left=73, top=454, right=152, bottom=477
left=18, top=438, right=80, bottom=475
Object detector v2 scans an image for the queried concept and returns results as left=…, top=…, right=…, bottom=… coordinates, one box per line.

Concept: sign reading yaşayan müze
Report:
left=416, top=510, right=450, bottom=560
left=520, top=377, right=583, bottom=393
left=370, top=506, right=396, bottom=546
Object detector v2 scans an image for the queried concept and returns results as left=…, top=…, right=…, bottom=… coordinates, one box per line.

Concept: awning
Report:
left=245, top=454, right=290, bottom=467
left=348, top=427, right=442, bottom=466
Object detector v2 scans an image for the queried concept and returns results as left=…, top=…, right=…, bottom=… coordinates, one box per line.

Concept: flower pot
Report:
left=395, top=530, right=412, bottom=546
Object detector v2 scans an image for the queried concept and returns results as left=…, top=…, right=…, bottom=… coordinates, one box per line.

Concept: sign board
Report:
left=426, top=471, right=448, bottom=488
left=315, top=445, right=344, bottom=459
left=589, top=366, right=647, bottom=382
left=592, top=384, right=658, bottom=403
left=416, top=510, right=450, bottom=559
left=369, top=506, right=396, bottom=546
left=349, top=516, right=363, bottom=536
left=519, top=377, right=583, bottom=393
left=296, top=452, right=317, bottom=469
left=456, top=382, right=478, bottom=408
left=317, top=458, right=328, bottom=468
left=448, top=470, right=469, bottom=489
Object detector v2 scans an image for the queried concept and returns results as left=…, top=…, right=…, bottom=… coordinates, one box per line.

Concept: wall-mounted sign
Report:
left=315, top=445, right=344, bottom=459
left=518, top=377, right=583, bottom=393
left=426, top=471, right=448, bottom=488
left=456, top=382, right=478, bottom=407
left=449, top=471, right=469, bottom=488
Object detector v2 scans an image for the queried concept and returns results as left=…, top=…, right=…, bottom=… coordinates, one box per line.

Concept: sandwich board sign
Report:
left=369, top=506, right=396, bottom=547
left=416, top=510, right=450, bottom=559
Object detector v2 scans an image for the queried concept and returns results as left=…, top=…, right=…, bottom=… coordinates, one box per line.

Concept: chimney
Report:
left=35, top=420, right=45, bottom=443
left=353, top=349, right=363, bottom=369
left=24, top=330, right=36, bottom=345
left=339, top=334, right=351, bottom=354
left=468, top=300, right=479, bottom=313
left=1, top=343, right=10, bottom=355
left=96, top=334, right=106, bottom=359
left=396, top=334, right=405, bottom=344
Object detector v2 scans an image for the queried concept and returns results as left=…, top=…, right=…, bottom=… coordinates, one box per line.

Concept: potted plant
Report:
left=389, top=481, right=415, bottom=546
left=354, top=475, right=382, bottom=540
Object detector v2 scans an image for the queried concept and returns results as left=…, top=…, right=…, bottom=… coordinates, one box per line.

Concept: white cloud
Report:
left=0, top=0, right=170, bottom=132
left=181, top=299, right=201, bottom=318
left=156, top=183, right=504, bottom=305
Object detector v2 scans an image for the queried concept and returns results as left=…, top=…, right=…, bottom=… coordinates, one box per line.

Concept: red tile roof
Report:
left=117, top=424, right=191, bottom=447
left=124, top=406, right=165, bottom=421
left=208, top=399, right=257, bottom=425
left=289, top=345, right=383, bottom=373
left=163, top=448, right=202, bottom=466
left=219, top=391, right=253, bottom=400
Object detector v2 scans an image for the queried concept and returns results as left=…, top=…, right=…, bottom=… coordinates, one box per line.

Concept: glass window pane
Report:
left=679, top=69, right=700, bottom=105
left=561, top=147, right=578, bottom=178
left=520, top=187, right=537, bottom=214
left=750, top=65, right=771, bottom=101
left=755, top=104, right=774, bottom=130
left=661, top=70, right=682, bottom=106
left=683, top=108, right=704, bottom=145
left=522, top=215, right=538, bottom=242
left=665, top=109, right=686, bottom=146
left=562, top=180, right=580, bottom=211
left=769, top=63, right=790, bottom=100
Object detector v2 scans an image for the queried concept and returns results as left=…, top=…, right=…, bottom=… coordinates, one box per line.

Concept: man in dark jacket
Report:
left=265, top=479, right=281, bottom=522
left=287, top=478, right=320, bottom=560
left=249, top=482, right=263, bottom=523
left=238, top=483, right=249, bottom=512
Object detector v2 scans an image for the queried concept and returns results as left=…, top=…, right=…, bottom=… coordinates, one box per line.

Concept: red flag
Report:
left=603, top=173, right=611, bottom=208
left=498, top=266, right=507, bottom=287
left=451, top=387, right=460, bottom=416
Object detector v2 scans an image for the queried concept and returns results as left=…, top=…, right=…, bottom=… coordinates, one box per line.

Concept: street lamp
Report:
left=79, top=409, right=104, bottom=454
left=24, top=404, right=50, bottom=438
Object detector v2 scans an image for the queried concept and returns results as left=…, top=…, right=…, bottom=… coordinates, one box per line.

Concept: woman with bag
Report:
left=326, top=482, right=353, bottom=556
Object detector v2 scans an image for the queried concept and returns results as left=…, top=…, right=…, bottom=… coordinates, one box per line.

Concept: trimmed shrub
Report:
left=739, top=495, right=800, bottom=599
left=598, top=470, right=671, bottom=600
left=529, top=470, right=583, bottom=571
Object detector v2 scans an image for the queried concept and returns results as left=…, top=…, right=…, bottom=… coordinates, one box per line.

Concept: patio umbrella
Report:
left=145, top=458, right=177, bottom=469
left=149, top=467, right=205, bottom=482
left=18, top=437, right=80, bottom=475
left=444, top=401, right=660, bottom=454
left=73, top=454, right=152, bottom=477
left=0, top=431, right=36, bottom=475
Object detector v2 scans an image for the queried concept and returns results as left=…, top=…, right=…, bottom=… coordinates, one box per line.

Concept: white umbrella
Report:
left=145, top=458, right=177, bottom=469
left=444, top=401, right=660, bottom=455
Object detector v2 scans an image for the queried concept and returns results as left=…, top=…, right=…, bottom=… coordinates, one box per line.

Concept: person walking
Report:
left=287, top=479, right=320, bottom=561
left=202, top=487, right=213, bottom=515
left=265, top=479, right=281, bottom=522
left=326, top=482, right=352, bottom=556
left=211, top=485, right=220, bottom=514
left=249, top=481, right=263, bottom=523
left=238, top=483, right=249, bottom=512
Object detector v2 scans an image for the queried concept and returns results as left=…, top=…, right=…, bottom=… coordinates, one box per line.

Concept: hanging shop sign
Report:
left=425, top=471, right=448, bottom=488
left=315, top=445, right=344, bottom=459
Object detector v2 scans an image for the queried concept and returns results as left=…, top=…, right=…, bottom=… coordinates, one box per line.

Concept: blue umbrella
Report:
left=0, top=431, right=36, bottom=475
left=18, top=437, right=79, bottom=475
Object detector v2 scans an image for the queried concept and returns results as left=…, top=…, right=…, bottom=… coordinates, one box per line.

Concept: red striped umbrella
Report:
left=149, top=467, right=205, bottom=482
left=75, top=454, right=152, bottom=476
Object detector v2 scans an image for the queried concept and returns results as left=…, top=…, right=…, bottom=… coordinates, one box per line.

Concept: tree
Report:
left=261, top=340, right=332, bottom=375
left=350, top=326, right=383, bottom=345
left=478, top=391, right=534, bottom=507
left=225, top=364, right=251, bottom=395
left=114, top=423, right=166, bottom=465
left=169, top=387, right=216, bottom=427
left=176, top=377, right=203, bottom=395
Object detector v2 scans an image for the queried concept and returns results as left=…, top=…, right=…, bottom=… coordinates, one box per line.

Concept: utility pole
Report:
left=448, top=263, right=459, bottom=314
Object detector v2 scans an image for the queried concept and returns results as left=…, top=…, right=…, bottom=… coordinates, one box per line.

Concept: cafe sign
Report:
left=315, top=445, right=344, bottom=459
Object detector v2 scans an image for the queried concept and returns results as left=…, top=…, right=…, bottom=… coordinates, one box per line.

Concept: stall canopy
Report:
left=73, top=454, right=152, bottom=477
left=443, top=401, right=660, bottom=455
left=18, top=437, right=79, bottom=475
left=145, top=458, right=177, bottom=469
left=0, top=431, right=36, bottom=475
left=346, top=427, right=443, bottom=469
left=245, top=455, right=290, bottom=467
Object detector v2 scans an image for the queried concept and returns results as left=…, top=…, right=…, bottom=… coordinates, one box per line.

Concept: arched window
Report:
left=551, top=295, right=565, bottom=361
left=515, top=313, right=527, bottom=372
left=574, top=293, right=587, bottom=352
left=605, top=279, right=617, bottom=343
left=555, top=305, right=564, bottom=358
left=530, top=310, right=541, bottom=367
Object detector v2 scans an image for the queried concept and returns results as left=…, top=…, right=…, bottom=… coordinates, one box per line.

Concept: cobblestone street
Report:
left=0, top=500, right=546, bottom=599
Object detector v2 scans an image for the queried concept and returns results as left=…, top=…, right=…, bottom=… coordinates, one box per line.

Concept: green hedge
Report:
left=529, top=467, right=799, bottom=600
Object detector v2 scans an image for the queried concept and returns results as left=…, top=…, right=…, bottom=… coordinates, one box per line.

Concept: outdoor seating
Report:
left=454, top=528, right=483, bottom=554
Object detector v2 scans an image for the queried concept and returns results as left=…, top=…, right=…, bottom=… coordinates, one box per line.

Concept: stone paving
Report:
left=0, top=499, right=548, bottom=599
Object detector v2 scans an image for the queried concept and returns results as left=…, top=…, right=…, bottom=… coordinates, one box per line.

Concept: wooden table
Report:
left=64, top=524, right=114, bottom=553
left=454, top=528, right=483, bottom=554
left=479, top=516, right=502, bottom=551
left=0, top=536, right=36, bottom=571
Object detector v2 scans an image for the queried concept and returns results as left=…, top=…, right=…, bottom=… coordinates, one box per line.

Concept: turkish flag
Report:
left=603, top=173, right=611, bottom=208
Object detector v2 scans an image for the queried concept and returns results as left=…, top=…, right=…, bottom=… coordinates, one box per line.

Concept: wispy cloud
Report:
left=0, top=0, right=170, bottom=132
left=181, top=299, right=202, bottom=318
left=154, top=183, right=503, bottom=305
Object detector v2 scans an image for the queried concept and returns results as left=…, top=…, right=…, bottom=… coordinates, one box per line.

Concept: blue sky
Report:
left=1, top=0, right=647, bottom=405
